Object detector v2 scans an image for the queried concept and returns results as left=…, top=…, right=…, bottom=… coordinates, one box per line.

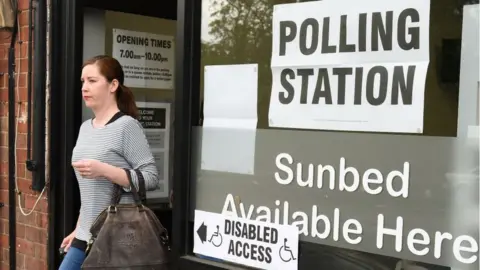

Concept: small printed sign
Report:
left=112, top=28, right=174, bottom=89
left=137, top=107, right=167, bottom=129
left=135, top=102, right=170, bottom=199
left=193, top=210, right=299, bottom=270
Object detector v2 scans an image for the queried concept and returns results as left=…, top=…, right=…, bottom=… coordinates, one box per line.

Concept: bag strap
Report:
left=134, top=169, right=147, bottom=203
left=111, top=169, right=145, bottom=206
left=108, top=111, right=148, bottom=205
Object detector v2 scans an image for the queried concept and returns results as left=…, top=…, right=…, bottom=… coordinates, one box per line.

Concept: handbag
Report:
left=81, top=169, right=171, bottom=270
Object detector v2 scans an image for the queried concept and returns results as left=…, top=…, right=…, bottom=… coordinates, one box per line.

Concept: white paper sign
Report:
left=269, top=0, right=430, bottom=133
left=113, top=28, right=174, bottom=89
left=203, top=64, right=258, bottom=129
left=194, top=210, right=299, bottom=270
left=136, top=102, right=170, bottom=199
left=201, top=64, right=258, bottom=175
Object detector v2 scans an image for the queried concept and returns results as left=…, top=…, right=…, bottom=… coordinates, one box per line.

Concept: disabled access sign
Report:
left=193, top=210, right=299, bottom=270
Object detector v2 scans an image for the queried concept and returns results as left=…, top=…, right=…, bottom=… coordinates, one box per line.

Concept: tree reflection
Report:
left=201, top=0, right=274, bottom=65
left=201, top=0, right=292, bottom=127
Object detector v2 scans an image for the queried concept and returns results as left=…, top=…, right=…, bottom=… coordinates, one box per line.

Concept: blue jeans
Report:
left=58, top=247, right=86, bottom=270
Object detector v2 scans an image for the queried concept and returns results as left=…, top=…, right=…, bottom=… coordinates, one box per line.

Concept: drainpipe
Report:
left=31, top=0, right=47, bottom=191
left=26, top=0, right=34, bottom=173
left=8, top=0, right=19, bottom=269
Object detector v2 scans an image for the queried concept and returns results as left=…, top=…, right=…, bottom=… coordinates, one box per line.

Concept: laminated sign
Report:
left=193, top=210, right=299, bottom=270
left=135, top=102, right=170, bottom=199
left=268, top=0, right=431, bottom=133
left=112, top=28, right=174, bottom=89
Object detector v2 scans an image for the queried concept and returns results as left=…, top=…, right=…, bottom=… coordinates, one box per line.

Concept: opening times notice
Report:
left=113, top=28, right=174, bottom=90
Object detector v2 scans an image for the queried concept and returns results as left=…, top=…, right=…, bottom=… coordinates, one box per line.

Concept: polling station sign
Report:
left=268, top=0, right=430, bottom=133
left=193, top=210, right=299, bottom=270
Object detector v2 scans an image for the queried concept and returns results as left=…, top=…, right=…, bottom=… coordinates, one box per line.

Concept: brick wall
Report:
left=0, top=0, right=49, bottom=269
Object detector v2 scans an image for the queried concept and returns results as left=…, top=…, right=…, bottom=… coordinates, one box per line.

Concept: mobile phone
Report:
left=59, top=247, right=67, bottom=256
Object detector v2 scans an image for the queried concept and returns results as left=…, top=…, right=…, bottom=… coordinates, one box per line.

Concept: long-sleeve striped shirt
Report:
left=71, top=114, right=159, bottom=242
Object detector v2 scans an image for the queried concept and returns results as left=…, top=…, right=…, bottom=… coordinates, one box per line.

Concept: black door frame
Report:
left=49, top=0, right=220, bottom=269
left=49, top=0, right=84, bottom=268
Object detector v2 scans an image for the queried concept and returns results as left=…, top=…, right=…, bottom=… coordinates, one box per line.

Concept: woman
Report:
left=58, top=55, right=159, bottom=270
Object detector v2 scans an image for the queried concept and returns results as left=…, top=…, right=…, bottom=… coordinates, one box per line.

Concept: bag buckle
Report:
left=85, top=238, right=94, bottom=254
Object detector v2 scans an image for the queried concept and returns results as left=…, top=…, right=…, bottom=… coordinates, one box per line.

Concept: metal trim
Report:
left=172, top=0, right=194, bottom=260
left=172, top=0, right=201, bottom=260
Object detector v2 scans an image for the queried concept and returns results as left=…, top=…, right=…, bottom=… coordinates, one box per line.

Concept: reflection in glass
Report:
left=195, top=0, right=480, bottom=269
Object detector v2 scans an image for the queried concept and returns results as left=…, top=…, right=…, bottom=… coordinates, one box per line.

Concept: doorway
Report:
left=81, top=1, right=176, bottom=235
left=49, top=0, right=178, bottom=269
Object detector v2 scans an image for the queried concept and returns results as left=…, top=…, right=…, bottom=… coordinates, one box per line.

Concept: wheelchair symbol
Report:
left=279, top=238, right=296, bottom=262
left=208, top=225, right=223, bottom=247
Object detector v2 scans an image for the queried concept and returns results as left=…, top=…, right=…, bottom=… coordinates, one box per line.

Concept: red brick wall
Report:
left=0, top=1, right=49, bottom=269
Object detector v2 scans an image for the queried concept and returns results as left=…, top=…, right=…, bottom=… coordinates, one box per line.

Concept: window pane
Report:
left=192, top=0, right=480, bottom=269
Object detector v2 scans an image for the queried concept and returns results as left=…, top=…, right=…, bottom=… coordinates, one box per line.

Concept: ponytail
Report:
left=116, top=84, right=139, bottom=119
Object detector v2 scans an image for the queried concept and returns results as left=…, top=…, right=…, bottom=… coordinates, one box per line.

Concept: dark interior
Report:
left=83, top=0, right=177, bottom=20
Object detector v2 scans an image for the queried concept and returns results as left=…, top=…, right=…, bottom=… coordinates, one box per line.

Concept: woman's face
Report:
left=80, top=63, right=118, bottom=109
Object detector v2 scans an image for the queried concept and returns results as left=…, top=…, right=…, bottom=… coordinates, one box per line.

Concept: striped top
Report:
left=71, top=114, right=159, bottom=242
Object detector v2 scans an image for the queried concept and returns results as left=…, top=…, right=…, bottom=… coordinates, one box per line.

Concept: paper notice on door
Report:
left=203, top=64, right=258, bottom=129
left=201, top=64, right=258, bottom=175
left=136, top=101, right=170, bottom=199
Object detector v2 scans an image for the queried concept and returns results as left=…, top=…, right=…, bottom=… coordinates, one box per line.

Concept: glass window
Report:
left=191, top=0, right=479, bottom=269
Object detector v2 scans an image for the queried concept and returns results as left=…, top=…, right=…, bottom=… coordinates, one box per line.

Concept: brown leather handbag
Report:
left=81, top=169, right=171, bottom=270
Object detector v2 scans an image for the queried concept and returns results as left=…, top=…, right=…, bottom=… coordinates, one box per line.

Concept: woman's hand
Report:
left=60, top=230, right=76, bottom=252
left=73, top=160, right=129, bottom=187
left=72, top=159, right=108, bottom=179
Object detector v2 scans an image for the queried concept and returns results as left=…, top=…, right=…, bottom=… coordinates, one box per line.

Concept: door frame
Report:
left=49, top=0, right=83, bottom=268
